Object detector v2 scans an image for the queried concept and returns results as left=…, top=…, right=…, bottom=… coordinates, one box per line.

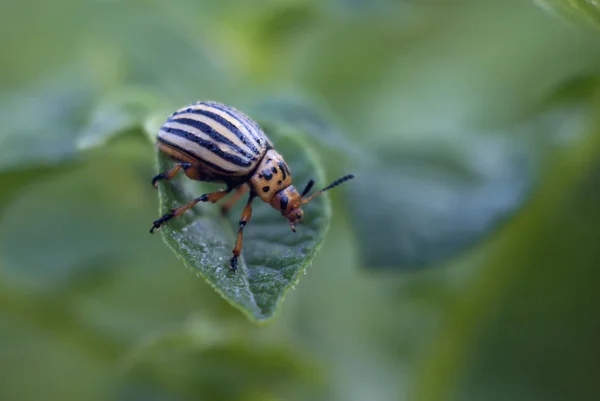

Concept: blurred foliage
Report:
left=536, top=0, right=600, bottom=30
left=1, top=0, right=600, bottom=401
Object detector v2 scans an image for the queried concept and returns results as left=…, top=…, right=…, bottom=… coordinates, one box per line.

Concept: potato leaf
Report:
left=151, top=127, right=332, bottom=323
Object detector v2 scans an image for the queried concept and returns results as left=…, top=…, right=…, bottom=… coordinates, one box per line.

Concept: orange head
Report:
left=270, top=174, right=355, bottom=232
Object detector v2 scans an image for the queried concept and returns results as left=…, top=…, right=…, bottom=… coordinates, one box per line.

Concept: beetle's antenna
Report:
left=301, top=174, right=354, bottom=204
left=300, top=180, right=315, bottom=198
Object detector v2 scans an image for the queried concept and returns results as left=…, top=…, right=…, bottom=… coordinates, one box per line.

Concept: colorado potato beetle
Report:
left=149, top=100, right=354, bottom=271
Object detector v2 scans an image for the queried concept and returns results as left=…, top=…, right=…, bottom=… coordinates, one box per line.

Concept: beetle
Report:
left=149, top=100, right=354, bottom=271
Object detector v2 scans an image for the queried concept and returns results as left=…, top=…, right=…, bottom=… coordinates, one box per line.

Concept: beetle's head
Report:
left=270, top=186, right=304, bottom=232
left=270, top=174, right=355, bottom=232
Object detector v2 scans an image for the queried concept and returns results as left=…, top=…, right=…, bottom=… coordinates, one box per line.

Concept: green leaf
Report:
left=0, top=313, right=109, bottom=401
left=0, top=147, right=155, bottom=293
left=346, top=77, right=600, bottom=271
left=152, top=128, right=331, bottom=323
left=409, top=94, right=600, bottom=401
left=0, top=70, right=158, bottom=174
left=346, top=133, right=538, bottom=270
left=118, top=315, right=323, bottom=401
left=247, top=93, right=363, bottom=162
left=535, top=0, right=600, bottom=31
left=0, top=69, right=97, bottom=172
left=75, top=86, right=166, bottom=151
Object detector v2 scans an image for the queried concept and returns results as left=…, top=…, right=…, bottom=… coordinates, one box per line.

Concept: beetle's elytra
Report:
left=149, top=100, right=354, bottom=271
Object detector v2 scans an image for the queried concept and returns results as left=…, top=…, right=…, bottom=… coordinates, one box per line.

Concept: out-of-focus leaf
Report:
left=0, top=313, right=109, bottom=401
left=541, top=74, right=600, bottom=106
left=535, top=0, right=600, bottom=31
left=151, top=127, right=331, bottom=322
left=118, top=315, right=323, bottom=401
left=454, top=167, right=600, bottom=401
left=409, top=89, right=600, bottom=401
left=0, top=1, right=231, bottom=174
left=247, top=93, right=363, bottom=161
left=0, top=163, right=76, bottom=212
left=76, top=86, right=167, bottom=151
left=346, top=134, right=537, bottom=269
left=0, top=70, right=98, bottom=172
left=0, top=151, right=153, bottom=293
left=322, top=0, right=415, bottom=17
left=316, top=1, right=600, bottom=143
left=0, top=70, right=156, bottom=173
left=347, top=85, right=600, bottom=270
left=115, top=383, right=186, bottom=401
left=89, top=3, right=230, bottom=104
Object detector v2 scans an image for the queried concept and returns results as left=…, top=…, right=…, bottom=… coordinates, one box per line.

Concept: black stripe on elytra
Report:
left=168, top=117, right=256, bottom=159
left=157, top=136, right=235, bottom=174
left=279, top=193, right=289, bottom=211
left=171, top=109, right=261, bottom=155
left=277, top=161, right=287, bottom=181
left=202, top=101, right=265, bottom=144
left=160, top=128, right=252, bottom=168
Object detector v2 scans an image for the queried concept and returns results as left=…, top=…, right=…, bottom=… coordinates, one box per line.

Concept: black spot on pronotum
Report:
left=262, top=186, right=270, bottom=193
left=277, top=161, right=287, bottom=180
left=280, top=194, right=289, bottom=211
left=283, top=162, right=291, bottom=175
left=262, top=168, right=273, bottom=181
left=271, top=166, right=277, bottom=173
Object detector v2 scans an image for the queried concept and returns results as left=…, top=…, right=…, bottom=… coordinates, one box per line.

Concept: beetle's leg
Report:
left=152, top=162, right=192, bottom=188
left=149, top=188, right=230, bottom=233
left=220, top=184, right=249, bottom=217
left=229, top=192, right=256, bottom=272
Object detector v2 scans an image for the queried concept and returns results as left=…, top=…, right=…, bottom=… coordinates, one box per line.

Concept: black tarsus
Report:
left=151, top=173, right=166, bottom=187
left=230, top=255, right=238, bottom=272
left=149, top=211, right=175, bottom=233
left=149, top=193, right=209, bottom=233
left=151, top=162, right=192, bottom=187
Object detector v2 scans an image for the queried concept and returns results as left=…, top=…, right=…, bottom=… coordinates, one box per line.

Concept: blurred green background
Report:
left=2, top=0, right=600, bottom=400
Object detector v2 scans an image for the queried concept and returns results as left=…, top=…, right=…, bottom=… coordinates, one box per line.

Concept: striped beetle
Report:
left=149, top=101, right=354, bottom=271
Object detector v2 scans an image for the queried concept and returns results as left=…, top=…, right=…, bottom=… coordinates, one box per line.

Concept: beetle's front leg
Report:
left=149, top=188, right=230, bottom=233
left=151, top=162, right=192, bottom=188
left=229, top=192, right=256, bottom=271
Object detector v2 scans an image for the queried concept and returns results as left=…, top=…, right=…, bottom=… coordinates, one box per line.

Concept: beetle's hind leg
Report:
left=152, top=162, right=192, bottom=188
left=149, top=188, right=231, bottom=233
left=220, top=184, right=249, bottom=217
left=229, top=192, right=256, bottom=272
